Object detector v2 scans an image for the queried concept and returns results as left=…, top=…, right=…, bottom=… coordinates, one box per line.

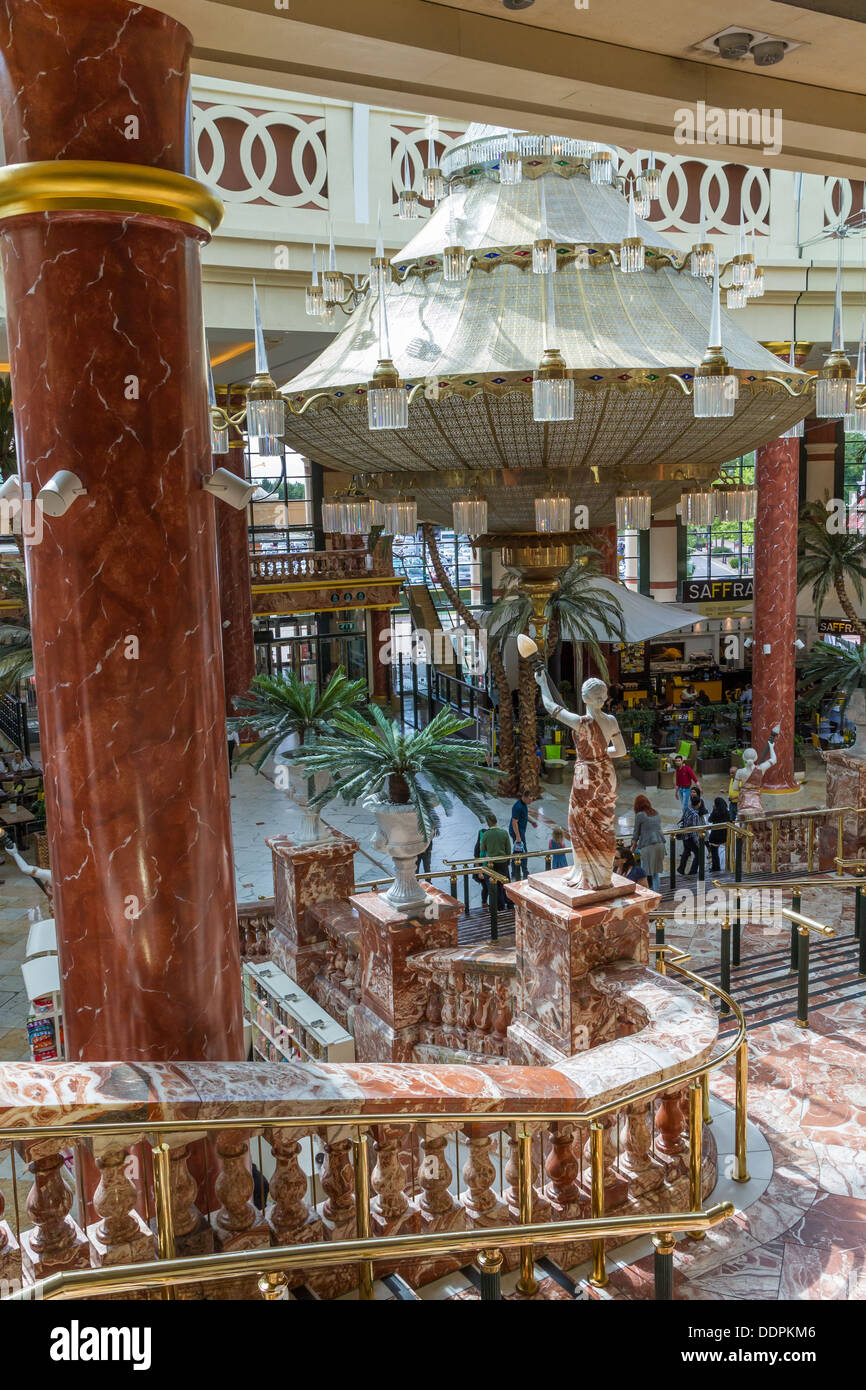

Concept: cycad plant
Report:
left=486, top=546, right=625, bottom=796
left=230, top=665, right=368, bottom=771
left=0, top=562, right=33, bottom=698
left=291, top=703, right=500, bottom=844
left=798, top=498, right=866, bottom=639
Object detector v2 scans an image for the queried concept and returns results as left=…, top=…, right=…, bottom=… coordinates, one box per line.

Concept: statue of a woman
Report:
left=518, top=637, right=628, bottom=891
left=732, top=730, right=778, bottom=818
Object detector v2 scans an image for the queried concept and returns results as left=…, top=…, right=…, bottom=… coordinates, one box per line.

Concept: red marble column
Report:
left=0, top=0, right=243, bottom=1060
left=369, top=609, right=391, bottom=703
left=751, top=438, right=800, bottom=793
left=215, top=393, right=255, bottom=714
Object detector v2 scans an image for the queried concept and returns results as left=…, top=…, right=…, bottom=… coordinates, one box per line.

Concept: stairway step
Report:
left=382, top=1273, right=422, bottom=1301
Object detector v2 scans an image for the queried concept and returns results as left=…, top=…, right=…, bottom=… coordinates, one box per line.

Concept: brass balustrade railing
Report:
left=0, top=950, right=747, bottom=1303
left=781, top=905, right=837, bottom=1029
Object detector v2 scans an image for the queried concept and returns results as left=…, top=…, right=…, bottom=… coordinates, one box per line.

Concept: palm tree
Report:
left=421, top=522, right=517, bottom=796
left=798, top=498, right=866, bottom=640
left=0, top=561, right=32, bottom=698
left=486, top=547, right=625, bottom=796
left=291, top=702, right=500, bottom=843
left=229, top=665, right=368, bottom=771
left=799, top=639, right=866, bottom=717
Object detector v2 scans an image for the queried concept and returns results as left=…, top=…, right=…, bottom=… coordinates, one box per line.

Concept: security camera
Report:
left=794, top=638, right=805, bottom=650
left=715, top=31, right=753, bottom=60
left=751, top=40, right=786, bottom=67
left=36, top=470, right=88, bottom=517
left=202, top=467, right=257, bottom=511
left=0, top=474, right=21, bottom=503
left=502, top=0, right=535, bottom=8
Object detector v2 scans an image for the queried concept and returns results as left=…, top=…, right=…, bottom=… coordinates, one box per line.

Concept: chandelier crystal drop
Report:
left=452, top=495, right=488, bottom=534
left=500, top=131, right=523, bottom=185
left=398, top=151, right=421, bottom=219
left=368, top=497, right=387, bottom=526
left=589, top=149, right=613, bottom=186
left=383, top=495, right=418, bottom=535
left=442, top=243, right=469, bottom=282
left=337, top=495, right=372, bottom=535
left=693, top=274, right=738, bottom=419
left=321, top=499, right=342, bottom=532
left=305, top=242, right=325, bottom=318
left=532, top=183, right=556, bottom=274
left=246, top=280, right=285, bottom=445
left=619, top=187, right=645, bottom=274
left=844, top=321, right=866, bottom=432
left=322, top=224, right=343, bottom=304
left=678, top=486, right=717, bottom=527
left=640, top=154, right=660, bottom=201
left=731, top=214, right=754, bottom=287
left=817, top=244, right=855, bottom=419
left=534, top=495, right=571, bottom=533
left=367, top=361, right=409, bottom=431
left=690, top=200, right=714, bottom=279
left=632, top=182, right=651, bottom=219
left=726, top=284, right=748, bottom=310
left=615, top=489, right=652, bottom=530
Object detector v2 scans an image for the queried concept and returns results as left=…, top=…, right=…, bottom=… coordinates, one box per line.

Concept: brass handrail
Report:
left=6, top=1201, right=735, bottom=1301
left=355, top=865, right=509, bottom=892
left=781, top=907, right=836, bottom=938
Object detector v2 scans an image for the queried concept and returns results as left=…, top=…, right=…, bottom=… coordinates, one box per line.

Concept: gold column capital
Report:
left=0, top=160, right=223, bottom=236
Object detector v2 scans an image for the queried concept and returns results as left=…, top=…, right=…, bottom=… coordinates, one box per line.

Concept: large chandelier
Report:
left=615, top=489, right=651, bottom=529
left=534, top=495, right=571, bottom=532
left=337, top=493, right=372, bottom=535
left=384, top=495, right=418, bottom=534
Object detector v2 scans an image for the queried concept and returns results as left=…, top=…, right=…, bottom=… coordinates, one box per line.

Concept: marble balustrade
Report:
left=237, top=901, right=276, bottom=962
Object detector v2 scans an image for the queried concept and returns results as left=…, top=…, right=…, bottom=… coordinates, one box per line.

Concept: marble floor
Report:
left=1, top=747, right=864, bottom=1300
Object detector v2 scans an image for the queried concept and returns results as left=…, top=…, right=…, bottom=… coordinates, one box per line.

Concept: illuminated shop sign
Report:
left=680, top=577, right=754, bottom=603
left=817, top=618, right=856, bottom=636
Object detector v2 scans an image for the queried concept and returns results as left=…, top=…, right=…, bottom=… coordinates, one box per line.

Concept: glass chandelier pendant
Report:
left=383, top=495, right=418, bottom=534
left=423, top=166, right=446, bottom=204
left=782, top=417, right=805, bottom=440
left=694, top=273, right=737, bottom=419
left=367, top=360, right=409, bottom=431
left=443, top=243, right=469, bottom=282
left=632, top=182, right=651, bottom=219
left=691, top=243, right=715, bottom=278
left=323, top=224, right=342, bottom=304
left=731, top=211, right=753, bottom=287
left=589, top=150, right=613, bottom=186
left=819, top=245, right=855, bottom=419
left=532, top=348, right=574, bottom=422
left=321, top=499, right=342, bottom=532
left=306, top=242, right=325, bottom=318
left=499, top=148, right=523, bottom=185
left=452, top=495, right=488, bottom=534
left=368, top=497, right=387, bottom=527
left=247, top=280, right=285, bottom=445
left=619, top=188, right=645, bottom=274
left=534, top=495, right=571, bottom=533
left=615, top=490, right=652, bottom=530
left=640, top=155, right=660, bottom=201
left=726, top=284, right=748, bottom=310
left=746, top=267, right=764, bottom=298
left=398, top=152, right=421, bottom=219
left=210, top=413, right=229, bottom=455
left=844, top=323, right=866, bottom=432
left=715, top=484, right=757, bottom=523
left=338, top=495, right=372, bottom=535
left=679, top=486, right=717, bottom=527
left=533, top=183, right=556, bottom=274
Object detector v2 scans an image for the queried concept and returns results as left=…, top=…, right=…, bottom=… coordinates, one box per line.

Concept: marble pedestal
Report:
left=505, top=872, right=657, bottom=1064
left=268, top=831, right=359, bottom=993
left=349, top=885, right=461, bottom=1060
left=20, top=1219, right=90, bottom=1284
left=819, top=751, right=866, bottom=870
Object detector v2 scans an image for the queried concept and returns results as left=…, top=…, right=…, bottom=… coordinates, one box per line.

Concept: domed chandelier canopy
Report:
left=281, top=128, right=812, bottom=533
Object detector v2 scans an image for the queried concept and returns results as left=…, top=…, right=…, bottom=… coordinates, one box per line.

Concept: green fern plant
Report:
left=799, top=640, right=866, bottom=716
left=229, top=665, right=368, bottom=771
left=291, top=703, right=501, bottom=843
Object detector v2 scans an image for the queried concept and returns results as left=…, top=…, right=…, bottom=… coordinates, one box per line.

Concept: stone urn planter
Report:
left=278, top=760, right=333, bottom=844
left=366, top=797, right=432, bottom=913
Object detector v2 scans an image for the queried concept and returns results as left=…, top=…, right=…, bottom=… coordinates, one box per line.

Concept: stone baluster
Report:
left=491, top=976, right=512, bottom=1043
left=168, top=1143, right=213, bottom=1258
left=371, top=1126, right=418, bottom=1239
left=544, top=1123, right=584, bottom=1217
left=580, top=1115, right=628, bottom=1209
left=264, top=1126, right=323, bottom=1252
left=210, top=1130, right=269, bottom=1299
left=460, top=1125, right=509, bottom=1228
left=505, top=1128, right=552, bottom=1225
left=344, top=949, right=361, bottom=1002
left=621, top=1101, right=665, bottom=1197
left=439, top=972, right=458, bottom=1038
left=87, top=1144, right=155, bottom=1271
left=318, top=1132, right=356, bottom=1234
left=0, top=1149, right=21, bottom=1290
left=19, top=1143, right=89, bottom=1282
left=655, top=1089, right=688, bottom=1157
left=425, top=971, right=443, bottom=1027
left=418, top=1130, right=457, bottom=1223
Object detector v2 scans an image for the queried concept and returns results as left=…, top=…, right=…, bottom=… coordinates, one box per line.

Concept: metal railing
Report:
left=0, top=947, right=746, bottom=1303
left=355, top=864, right=510, bottom=937
left=781, top=906, right=836, bottom=1029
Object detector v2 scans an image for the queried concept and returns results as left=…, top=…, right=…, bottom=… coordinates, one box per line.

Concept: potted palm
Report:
left=230, top=666, right=368, bottom=842
left=290, top=704, right=500, bottom=912
left=798, top=499, right=866, bottom=639
left=630, top=742, right=659, bottom=787
left=800, top=640, right=866, bottom=756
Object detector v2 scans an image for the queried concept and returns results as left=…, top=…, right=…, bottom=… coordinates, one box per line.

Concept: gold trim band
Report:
left=0, top=160, right=223, bottom=236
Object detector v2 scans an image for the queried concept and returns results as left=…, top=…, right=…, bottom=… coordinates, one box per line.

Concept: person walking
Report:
left=227, top=728, right=240, bottom=779
left=708, top=795, right=729, bottom=873
left=673, top=755, right=699, bottom=816
left=509, top=792, right=535, bottom=881
left=630, top=794, right=665, bottom=892
left=727, top=765, right=740, bottom=825
left=677, top=788, right=704, bottom=876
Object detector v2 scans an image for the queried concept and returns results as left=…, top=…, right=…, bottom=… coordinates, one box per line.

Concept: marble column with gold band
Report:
left=0, top=0, right=243, bottom=1061
left=751, top=437, right=800, bottom=794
